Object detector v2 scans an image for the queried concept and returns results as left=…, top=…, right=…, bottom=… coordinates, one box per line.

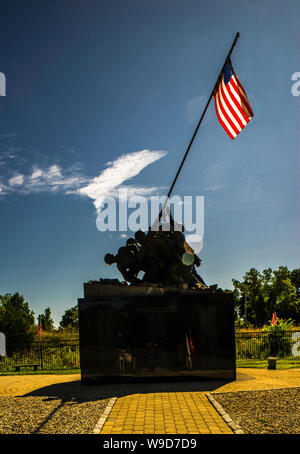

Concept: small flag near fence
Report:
left=188, top=330, right=196, bottom=358
left=271, top=312, right=278, bottom=326
left=37, top=321, right=43, bottom=337
left=214, top=59, right=253, bottom=139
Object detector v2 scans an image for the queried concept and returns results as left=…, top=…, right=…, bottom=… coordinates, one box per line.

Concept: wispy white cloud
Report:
left=9, top=174, right=24, bottom=186
left=0, top=164, right=89, bottom=196
left=0, top=149, right=19, bottom=167
left=78, top=149, right=167, bottom=212
left=203, top=185, right=224, bottom=191
left=0, top=150, right=167, bottom=215
left=30, top=168, right=43, bottom=180
left=23, top=165, right=89, bottom=194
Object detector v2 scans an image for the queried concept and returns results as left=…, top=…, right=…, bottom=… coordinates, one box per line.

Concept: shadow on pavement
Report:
left=21, top=378, right=232, bottom=403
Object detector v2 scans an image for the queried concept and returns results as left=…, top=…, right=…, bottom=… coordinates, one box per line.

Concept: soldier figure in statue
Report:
left=104, top=219, right=207, bottom=289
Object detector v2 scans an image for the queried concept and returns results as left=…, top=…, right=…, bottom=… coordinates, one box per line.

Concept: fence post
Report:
left=40, top=341, right=44, bottom=370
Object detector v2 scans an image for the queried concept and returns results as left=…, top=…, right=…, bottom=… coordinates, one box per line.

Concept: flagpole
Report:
left=156, top=32, right=240, bottom=226
left=39, top=315, right=43, bottom=370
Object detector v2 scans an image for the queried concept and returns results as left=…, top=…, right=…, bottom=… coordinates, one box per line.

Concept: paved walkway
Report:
left=99, top=369, right=300, bottom=434
left=1, top=368, right=300, bottom=434
left=100, top=392, right=232, bottom=434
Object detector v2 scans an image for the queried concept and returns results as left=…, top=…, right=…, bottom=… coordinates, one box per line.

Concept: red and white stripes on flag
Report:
left=214, top=59, right=253, bottom=139
left=271, top=312, right=278, bottom=326
left=38, top=322, right=43, bottom=336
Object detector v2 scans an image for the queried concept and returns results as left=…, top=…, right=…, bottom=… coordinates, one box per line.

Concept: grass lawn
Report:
left=237, top=359, right=300, bottom=369
left=0, top=369, right=81, bottom=376
left=1, top=360, right=300, bottom=375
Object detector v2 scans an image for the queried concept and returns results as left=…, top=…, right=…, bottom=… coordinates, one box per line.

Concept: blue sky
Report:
left=0, top=0, right=299, bottom=327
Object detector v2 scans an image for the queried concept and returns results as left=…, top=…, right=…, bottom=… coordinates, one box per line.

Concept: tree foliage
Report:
left=233, top=267, right=300, bottom=327
left=0, top=293, right=35, bottom=351
left=38, top=307, right=54, bottom=331
left=59, top=305, right=79, bottom=329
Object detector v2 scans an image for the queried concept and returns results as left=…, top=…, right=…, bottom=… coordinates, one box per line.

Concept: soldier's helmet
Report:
left=104, top=253, right=116, bottom=265
left=134, top=230, right=146, bottom=243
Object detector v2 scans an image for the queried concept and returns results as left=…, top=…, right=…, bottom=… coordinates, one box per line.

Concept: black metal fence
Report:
left=0, top=331, right=300, bottom=372
left=0, top=340, right=80, bottom=372
left=236, top=330, right=300, bottom=360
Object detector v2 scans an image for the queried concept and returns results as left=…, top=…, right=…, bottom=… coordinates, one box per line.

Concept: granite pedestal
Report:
left=78, top=283, right=236, bottom=384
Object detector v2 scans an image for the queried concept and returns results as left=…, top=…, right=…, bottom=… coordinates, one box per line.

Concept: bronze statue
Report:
left=104, top=245, right=141, bottom=285
left=104, top=222, right=207, bottom=289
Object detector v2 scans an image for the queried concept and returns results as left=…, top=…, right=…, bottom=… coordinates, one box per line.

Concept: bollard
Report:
left=268, top=357, right=277, bottom=370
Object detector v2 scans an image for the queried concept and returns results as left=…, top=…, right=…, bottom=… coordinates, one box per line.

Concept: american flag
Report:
left=37, top=322, right=43, bottom=337
left=271, top=312, right=278, bottom=326
left=214, top=59, right=253, bottom=139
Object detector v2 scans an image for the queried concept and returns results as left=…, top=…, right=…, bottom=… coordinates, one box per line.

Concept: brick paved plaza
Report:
left=0, top=369, right=299, bottom=434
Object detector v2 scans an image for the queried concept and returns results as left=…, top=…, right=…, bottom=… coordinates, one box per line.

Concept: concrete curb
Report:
left=92, top=397, right=117, bottom=434
left=206, top=393, right=244, bottom=434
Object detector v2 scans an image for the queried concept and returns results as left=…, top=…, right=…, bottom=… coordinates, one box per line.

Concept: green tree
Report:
left=60, top=306, right=79, bottom=329
left=233, top=266, right=300, bottom=327
left=38, top=307, right=54, bottom=331
left=291, top=268, right=300, bottom=296
left=270, top=267, right=299, bottom=322
left=233, top=268, right=268, bottom=327
left=0, top=293, right=35, bottom=352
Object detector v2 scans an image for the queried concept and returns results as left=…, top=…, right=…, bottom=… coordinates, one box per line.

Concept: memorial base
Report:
left=78, top=283, right=236, bottom=384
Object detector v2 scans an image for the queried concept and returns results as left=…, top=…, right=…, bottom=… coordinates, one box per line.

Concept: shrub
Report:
left=262, top=318, right=294, bottom=357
